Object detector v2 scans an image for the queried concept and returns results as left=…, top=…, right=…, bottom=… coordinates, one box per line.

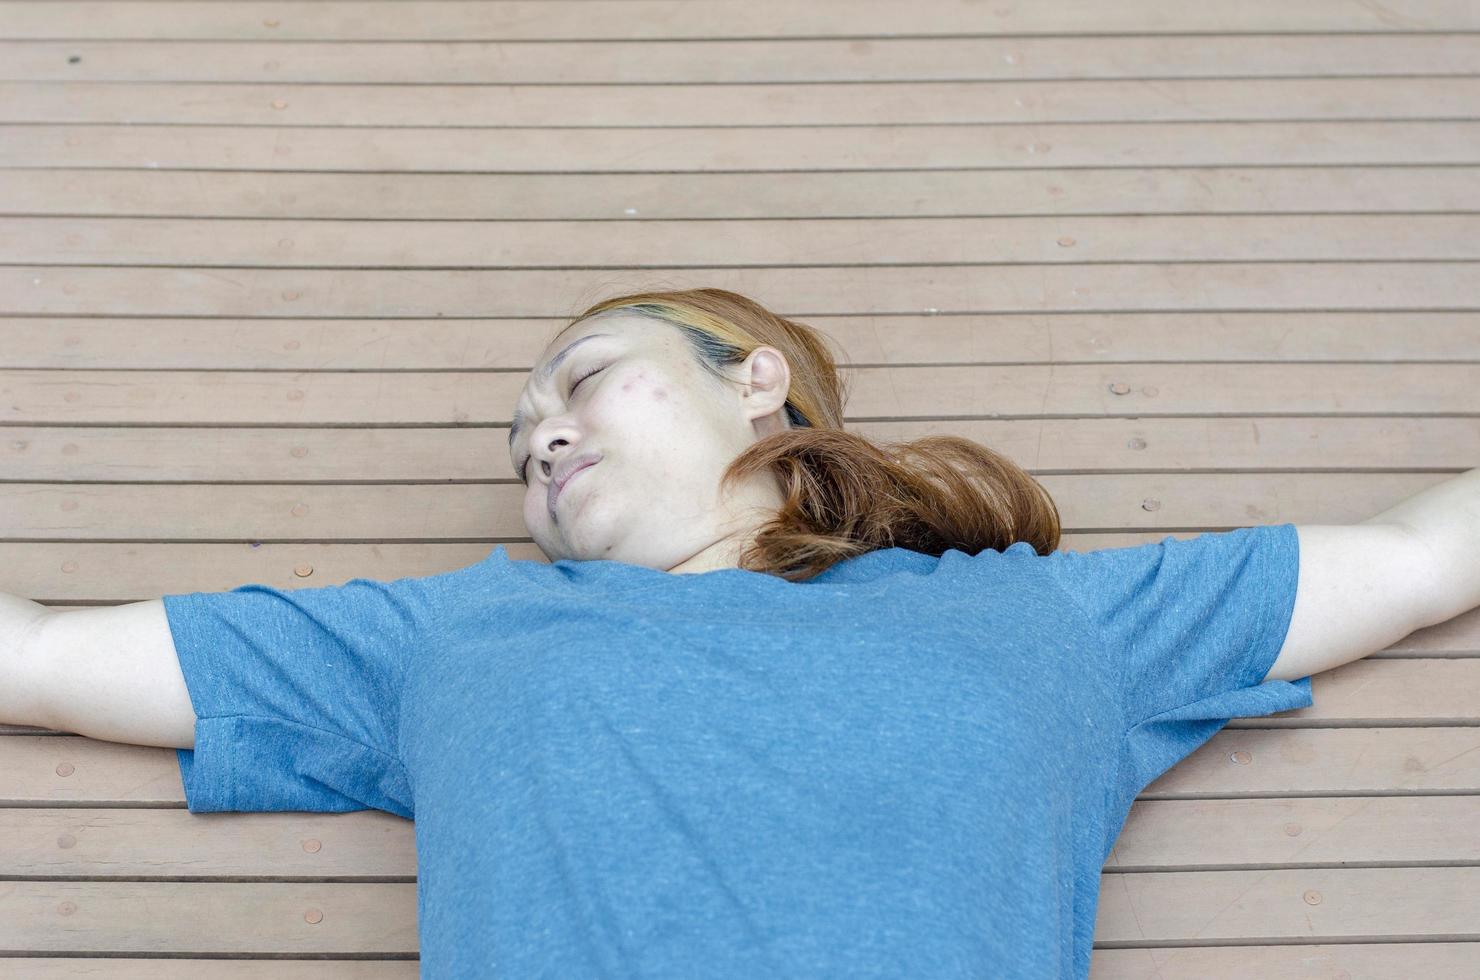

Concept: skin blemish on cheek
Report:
left=652, top=388, right=668, bottom=401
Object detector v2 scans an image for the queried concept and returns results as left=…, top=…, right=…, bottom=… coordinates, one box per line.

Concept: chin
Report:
left=537, top=531, right=602, bottom=564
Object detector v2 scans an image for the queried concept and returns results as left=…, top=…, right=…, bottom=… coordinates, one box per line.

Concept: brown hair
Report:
left=561, top=287, right=1062, bottom=582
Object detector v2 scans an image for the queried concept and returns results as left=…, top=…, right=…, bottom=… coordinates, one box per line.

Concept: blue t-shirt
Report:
left=162, top=523, right=1312, bottom=979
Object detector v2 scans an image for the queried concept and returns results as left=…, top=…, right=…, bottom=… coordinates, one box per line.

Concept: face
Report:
left=508, top=312, right=793, bottom=573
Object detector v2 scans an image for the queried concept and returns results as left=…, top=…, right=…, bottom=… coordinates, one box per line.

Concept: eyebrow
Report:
left=507, top=333, right=612, bottom=451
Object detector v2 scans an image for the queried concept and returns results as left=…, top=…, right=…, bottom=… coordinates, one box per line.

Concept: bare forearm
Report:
left=1361, top=466, right=1480, bottom=624
left=1, top=591, right=53, bottom=727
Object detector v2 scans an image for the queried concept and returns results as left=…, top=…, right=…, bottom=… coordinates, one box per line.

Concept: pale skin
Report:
left=0, top=312, right=1475, bottom=758
left=510, top=312, right=795, bottom=575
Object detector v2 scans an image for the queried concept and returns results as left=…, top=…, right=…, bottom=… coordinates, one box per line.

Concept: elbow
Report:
left=1394, top=520, right=1479, bottom=629
left=1, top=604, right=57, bottom=731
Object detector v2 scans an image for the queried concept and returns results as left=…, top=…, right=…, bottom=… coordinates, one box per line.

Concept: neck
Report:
left=667, top=482, right=784, bottom=574
left=666, top=538, right=740, bottom=577
left=667, top=529, right=750, bottom=574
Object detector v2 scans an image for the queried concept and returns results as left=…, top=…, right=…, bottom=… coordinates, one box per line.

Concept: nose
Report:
left=537, top=438, right=566, bottom=481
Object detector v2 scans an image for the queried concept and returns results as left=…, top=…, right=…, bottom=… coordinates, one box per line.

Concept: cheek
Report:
left=605, top=371, right=684, bottom=447
left=618, top=372, right=672, bottom=408
left=523, top=470, right=547, bottom=504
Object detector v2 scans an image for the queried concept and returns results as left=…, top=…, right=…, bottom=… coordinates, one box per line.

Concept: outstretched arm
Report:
left=1361, top=466, right=1480, bottom=625
left=1, top=596, right=195, bottom=749
left=1264, top=466, right=1480, bottom=683
left=0, top=591, right=52, bottom=728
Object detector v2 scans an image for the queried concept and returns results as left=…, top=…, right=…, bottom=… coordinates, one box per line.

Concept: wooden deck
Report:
left=2, top=1, right=1479, bottom=975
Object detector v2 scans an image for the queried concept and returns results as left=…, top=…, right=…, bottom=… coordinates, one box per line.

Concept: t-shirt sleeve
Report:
left=1038, top=523, right=1314, bottom=793
left=161, top=556, right=496, bottom=817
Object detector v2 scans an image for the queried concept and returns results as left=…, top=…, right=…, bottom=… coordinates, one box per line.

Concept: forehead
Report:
left=532, top=313, right=662, bottom=384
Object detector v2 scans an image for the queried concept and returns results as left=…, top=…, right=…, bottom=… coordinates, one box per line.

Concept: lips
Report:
left=548, top=456, right=599, bottom=515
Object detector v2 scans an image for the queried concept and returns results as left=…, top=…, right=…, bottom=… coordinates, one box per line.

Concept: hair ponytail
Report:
left=564, top=288, right=1062, bottom=582
left=722, top=427, right=1061, bottom=582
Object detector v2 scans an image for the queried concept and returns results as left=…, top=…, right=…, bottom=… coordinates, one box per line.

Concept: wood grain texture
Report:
left=9, top=706, right=1480, bottom=798
left=5, top=166, right=1480, bottom=219
left=0, top=473, right=1469, bottom=539
left=6, top=35, right=1480, bottom=84
left=2, top=2, right=1478, bottom=972
left=8, top=77, right=1480, bottom=126
left=7, top=214, right=1480, bottom=266
left=4, top=1, right=1478, bottom=41
left=1093, top=946, right=1480, bottom=980
left=0, top=880, right=418, bottom=953
left=6, top=121, right=1479, bottom=169
left=0, top=965, right=414, bottom=979
left=4, top=312, right=1477, bottom=367
left=5, top=263, right=1480, bottom=316
left=5, top=363, right=1479, bottom=424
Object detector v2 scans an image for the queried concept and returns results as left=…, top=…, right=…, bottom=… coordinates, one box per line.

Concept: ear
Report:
left=737, top=346, right=792, bottom=428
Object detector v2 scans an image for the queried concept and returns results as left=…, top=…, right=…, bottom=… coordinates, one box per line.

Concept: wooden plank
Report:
left=0, top=964, right=414, bottom=980
left=8, top=77, right=1480, bottom=126
left=0, top=807, right=414, bottom=876
left=6, top=790, right=1480, bottom=876
left=10, top=545, right=1480, bottom=658
left=1226, top=657, right=1480, bottom=726
left=4, top=263, right=1478, bottom=317
left=0, top=4, right=1471, bottom=974
left=1144, top=727, right=1480, bottom=796
left=16, top=948, right=1475, bottom=979
left=5, top=121, right=1477, bottom=170
left=1382, top=606, right=1480, bottom=656
left=2, top=541, right=513, bottom=602
left=5, top=418, right=1478, bottom=480
left=0, top=880, right=417, bottom=953
left=1110, top=796, right=1480, bottom=870
left=9, top=724, right=1480, bottom=805
left=5, top=167, right=1479, bottom=219
left=5, top=313, right=1477, bottom=369
left=7, top=35, right=1480, bottom=84
left=5, top=363, right=1479, bottom=423
left=7, top=863, right=1480, bottom=958
left=0, top=473, right=1464, bottom=540
left=6, top=539, right=1480, bottom=663
left=30, top=638, right=1480, bottom=724
left=3, top=1, right=1476, bottom=41
left=1095, top=867, right=1480, bottom=943
left=1091, top=945, right=1480, bottom=980
left=9, top=215, right=1480, bottom=267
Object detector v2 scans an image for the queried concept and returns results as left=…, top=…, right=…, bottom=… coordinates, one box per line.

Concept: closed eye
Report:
left=516, top=363, right=605, bottom=484
left=571, top=363, right=604, bottom=394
